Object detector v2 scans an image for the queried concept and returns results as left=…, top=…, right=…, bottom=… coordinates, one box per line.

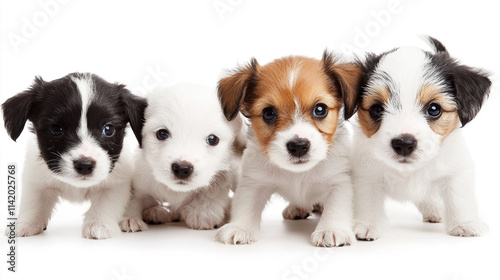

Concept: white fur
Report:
left=120, top=84, right=245, bottom=232
left=352, top=48, right=488, bottom=240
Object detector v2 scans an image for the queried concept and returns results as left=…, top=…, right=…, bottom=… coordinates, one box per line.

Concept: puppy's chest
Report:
left=56, top=184, right=92, bottom=202
left=382, top=168, right=444, bottom=201
left=154, top=186, right=191, bottom=207
left=271, top=169, right=333, bottom=204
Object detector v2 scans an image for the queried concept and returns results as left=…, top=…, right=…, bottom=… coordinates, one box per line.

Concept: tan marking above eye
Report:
left=418, top=84, right=457, bottom=111
left=361, top=87, right=390, bottom=110
left=357, top=87, right=389, bottom=138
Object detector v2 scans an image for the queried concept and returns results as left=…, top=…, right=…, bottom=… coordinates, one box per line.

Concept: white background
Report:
left=1, top=1, right=499, bottom=280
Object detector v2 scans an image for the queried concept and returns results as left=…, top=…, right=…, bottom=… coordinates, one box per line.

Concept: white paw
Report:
left=182, top=205, right=226, bottom=230
left=423, top=214, right=442, bottom=223
left=282, top=205, right=312, bottom=220
left=142, top=205, right=177, bottom=224
left=447, top=220, right=488, bottom=237
left=5, top=220, right=46, bottom=237
left=420, top=205, right=442, bottom=223
left=354, top=223, right=381, bottom=241
left=82, top=222, right=120, bottom=239
left=215, top=224, right=256, bottom=245
left=119, top=218, right=149, bottom=233
left=311, top=228, right=354, bottom=247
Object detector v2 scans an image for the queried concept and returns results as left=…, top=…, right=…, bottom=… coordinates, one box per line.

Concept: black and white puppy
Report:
left=352, top=37, right=491, bottom=240
left=2, top=73, right=146, bottom=239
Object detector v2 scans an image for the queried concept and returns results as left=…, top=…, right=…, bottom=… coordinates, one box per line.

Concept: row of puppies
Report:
left=2, top=37, right=491, bottom=245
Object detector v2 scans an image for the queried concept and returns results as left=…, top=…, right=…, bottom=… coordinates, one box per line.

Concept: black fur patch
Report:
left=2, top=73, right=146, bottom=175
left=356, top=48, right=398, bottom=104
left=426, top=51, right=491, bottom=126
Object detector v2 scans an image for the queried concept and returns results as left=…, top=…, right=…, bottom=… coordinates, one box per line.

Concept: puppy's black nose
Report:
left=172, top=162, right=194, bottom=180
left=73, top=158, right=96, bottom=175
left=391, top=134, right=417, bottom=156
left=286, top=138, right=310, bottom=158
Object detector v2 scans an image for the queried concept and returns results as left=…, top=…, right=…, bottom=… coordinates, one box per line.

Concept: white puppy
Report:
left=120, top=84, right=245, bottom=232
left=352, top=36, right=491, bottom=240
left=215, top=53, right=363, bottom=246
left=2, top=73, right=146, bottom=239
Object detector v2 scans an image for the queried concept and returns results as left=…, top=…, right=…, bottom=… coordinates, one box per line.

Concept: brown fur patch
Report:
left=246, top=56, right=342, bottom=149
left=358, top=87, right=390, bottom=138
left=322, top=56, right=364, bottom=119
left=418, top=84, right=459, bottom=139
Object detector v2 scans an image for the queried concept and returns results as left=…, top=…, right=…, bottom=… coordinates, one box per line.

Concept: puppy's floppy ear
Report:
left=430, top=50, right=491, bottom=126
left=2, top=77, right=42, bottom=141
left=449, top=64, right=491, bottom=126
left=322, top=50, right=364, bottom=120
left=120, top=87, right=147, bottom=147
left=218, top=58, right=259, bottom=121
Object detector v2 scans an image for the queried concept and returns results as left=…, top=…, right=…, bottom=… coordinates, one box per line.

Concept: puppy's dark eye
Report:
left=156, top=129, right=170, bottom=141
left=262, top=107, right=277, bottom=124
left=313, top=103, right=328, bottom=118
left=426, top=103, right=442, bottom=119
left=206, top=134, right=219, bottom=146
left=369, top=104, right=384, bottom=121
left=102, top=124, right=115, bottom=137
left=50, top=125, right=64, bottom=136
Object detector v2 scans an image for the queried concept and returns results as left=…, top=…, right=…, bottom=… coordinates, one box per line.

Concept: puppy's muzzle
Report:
left=73, top=157, right=96, bottom=175
left=286, top=138, right=310, bottom=158
left=172, top=161, right=194, bottom=180
left=391, top=134, right=417, bottom=156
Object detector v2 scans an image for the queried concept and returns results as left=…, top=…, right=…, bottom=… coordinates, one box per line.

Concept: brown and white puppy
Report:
left=215, top=52, right=363, bottom=246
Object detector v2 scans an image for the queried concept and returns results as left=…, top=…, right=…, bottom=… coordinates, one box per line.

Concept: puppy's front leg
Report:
left=181, top=183, right=230, bottom=230
left=215, top=182, right=273, bottom=244
left=312, top=175, right=354, bottom=247
left=10, top=184, right=59, bottom=237
left=83, top=184, right=129, bottom=239
left=352, top=175, right=386, bottom=241
left=119, top=192, right=157, bottom=233
left=416, top=190, right=443, bottom=223
left=443, top=171, right=488, bottom=237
